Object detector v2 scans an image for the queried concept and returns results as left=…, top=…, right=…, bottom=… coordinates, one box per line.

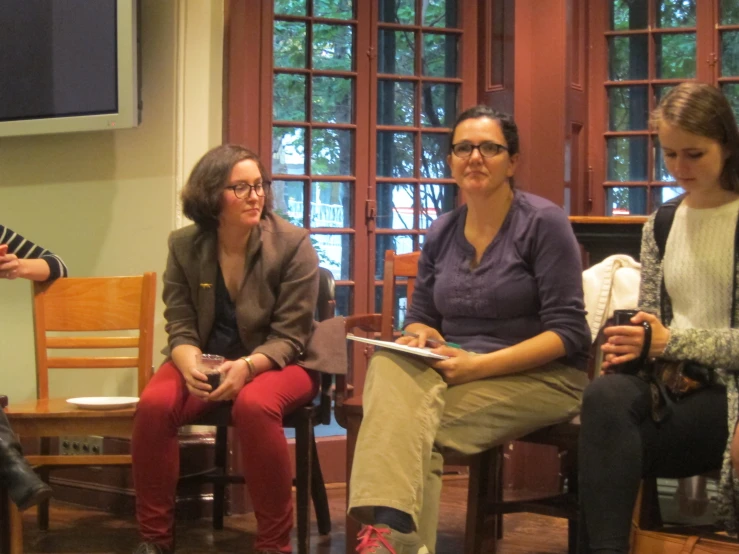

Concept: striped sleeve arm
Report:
left=0, top=224, right=69, bottom=280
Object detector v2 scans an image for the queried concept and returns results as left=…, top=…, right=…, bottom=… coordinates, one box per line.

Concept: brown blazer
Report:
left=162, top=213, right=335, bottom=370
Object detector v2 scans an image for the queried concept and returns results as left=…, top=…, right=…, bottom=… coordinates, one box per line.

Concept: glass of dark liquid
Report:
left=197, top=353, right=225, bottom=391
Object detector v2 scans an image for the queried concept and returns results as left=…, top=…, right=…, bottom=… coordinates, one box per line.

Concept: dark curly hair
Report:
left=651, top=82, right=739, bottom=193
left=181, top=144, right=273, bottom=231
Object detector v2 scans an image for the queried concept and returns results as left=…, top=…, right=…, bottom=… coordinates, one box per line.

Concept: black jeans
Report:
left=578, top=373, right=728, bottom=554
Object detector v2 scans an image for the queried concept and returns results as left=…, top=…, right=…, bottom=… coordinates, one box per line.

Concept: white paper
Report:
left=346, top=333, right=449, bottom=360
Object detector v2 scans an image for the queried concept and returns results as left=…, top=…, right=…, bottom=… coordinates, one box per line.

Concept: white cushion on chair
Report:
left=582, top=254, right=642, bottom=342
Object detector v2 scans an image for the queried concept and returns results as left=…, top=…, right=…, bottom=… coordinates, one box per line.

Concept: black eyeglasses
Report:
left=226, top=181, right=271, bottom=199
left=451, top=141, right=509, bottom=159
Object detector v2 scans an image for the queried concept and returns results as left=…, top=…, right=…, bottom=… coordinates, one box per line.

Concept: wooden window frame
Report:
left=587, top=1, right=720, bottom=216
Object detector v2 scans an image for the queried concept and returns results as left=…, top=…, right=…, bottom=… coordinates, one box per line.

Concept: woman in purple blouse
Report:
left=349, top=106, right=591, bottom=554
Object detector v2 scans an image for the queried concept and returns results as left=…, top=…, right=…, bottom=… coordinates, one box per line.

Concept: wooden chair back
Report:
left=380, top=250, right=421, bottom=340
left=3, top=273, right=157, bottom=553
left=32, top=273, right=157, bottom=399
left=315, top=266, right=336, bottom=424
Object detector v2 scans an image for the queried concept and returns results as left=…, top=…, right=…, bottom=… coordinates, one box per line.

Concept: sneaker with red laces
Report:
left=355, top=524, right=429, bottom=554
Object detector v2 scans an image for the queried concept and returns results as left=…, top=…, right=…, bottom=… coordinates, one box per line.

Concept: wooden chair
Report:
left=630, top=474, right=739, bottom=552
left=3, top=273, right=157, bottom=554
left=0, top=394, right=13, bottom=554
left=337, top=250, right=585, bottom=554
left=180, top=267, right=335, bottom=554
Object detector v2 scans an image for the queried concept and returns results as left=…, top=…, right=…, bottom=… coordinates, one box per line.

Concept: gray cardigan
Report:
left=638, top=214, right=739, bottom=533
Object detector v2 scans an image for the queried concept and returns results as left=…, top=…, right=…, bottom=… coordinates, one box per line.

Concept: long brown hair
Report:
left=650, top=82, right=739, bottom=193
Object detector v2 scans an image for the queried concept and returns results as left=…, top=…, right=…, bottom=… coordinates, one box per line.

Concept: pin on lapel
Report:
left=200, top=283, right=213, bottom=289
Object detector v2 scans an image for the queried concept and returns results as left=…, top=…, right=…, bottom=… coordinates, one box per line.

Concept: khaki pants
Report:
left=348, top=350, right=588, bottom=553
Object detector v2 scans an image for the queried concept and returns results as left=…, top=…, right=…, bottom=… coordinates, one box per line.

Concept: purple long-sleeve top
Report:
left=404, top=191, right=590, bottom=371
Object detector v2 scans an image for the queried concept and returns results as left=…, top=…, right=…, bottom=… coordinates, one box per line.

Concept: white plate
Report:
left=66, top=397, right=140, bottom=410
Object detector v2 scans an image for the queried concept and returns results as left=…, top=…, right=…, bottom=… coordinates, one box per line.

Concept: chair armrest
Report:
left=345, top=313, right=383, bottom=333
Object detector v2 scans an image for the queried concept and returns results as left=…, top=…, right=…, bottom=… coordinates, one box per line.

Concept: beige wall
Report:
left=0, top=1, right=223, bottom=402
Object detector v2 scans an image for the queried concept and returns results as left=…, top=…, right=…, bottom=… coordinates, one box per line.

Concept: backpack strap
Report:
left=653, top=194, right=685, bottom=260
left=653, top=194, right=685, bottom=324
left=733, top=209, right=739, bottom=327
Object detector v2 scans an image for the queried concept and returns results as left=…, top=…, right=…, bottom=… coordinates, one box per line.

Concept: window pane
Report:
left=420, top=184, right=457, bottom=229
left=608, top=35, right=648, bottom=80
left=274, top=21, right=307, bottom=69
left=377, top=183, right=415, bottom=230
left=423, top=33, right=458, bottom=77
left=421, top=83, right=458, bottom=127
left=655, top=33, right=696, bottom=79
left=721, top=31, right=739, bottom=76
left=273, top=74, right=306, bottom=121
left=312, top=76, right=353, bottom=123
left=608, top=86, right=648, bottom=131
left=721, top=83, right=739, bottom=121
left=273, top=127, right=306, bottom=175
left=314, top=0, right=354, bottom=19
left=313, top=24, right=354, bottom=71
left=377, top=29, right=415, bottom=75
left=311, top=129, right=354, bottom=176
left=313, top=234, right=351, bottom=280
left=379, top=0, right=415, bottom=24
left=610, top=0, right=648, bottom=31
left=605, top=186, right=648, bottom=215
left=422, top=0, right=458, bottom=28
left=275, top=0, right=306, bottom=16
left=653, top=139, right=673, bottom=182
left=657, top=0, right=696, bottom=28
left=273, top=180, right=306, bottom=225
left=651, top=186, right=683, bottom=209
left=335, top=285, right=352, bottom=317
left=722, top=0, right=739, bottom=24
left=311, top=182, right=352, bottom=227
left=607, top=136, right=648, bottom=181
left=421, top=134, right=451, bottom=179
left=377, top=131, right=416, bottom=177
left=375, top=235, right=415, bottom=279
left=377, top=80, right=415, bottom=126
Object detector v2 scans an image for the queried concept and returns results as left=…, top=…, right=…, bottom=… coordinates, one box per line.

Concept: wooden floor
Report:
left=17, top=478, right=569, bottom=554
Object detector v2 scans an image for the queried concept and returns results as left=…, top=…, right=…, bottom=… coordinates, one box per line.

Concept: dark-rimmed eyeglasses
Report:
left=451, top=141, right=509, bottom=159
left=226, top=181, right=271, bottom=199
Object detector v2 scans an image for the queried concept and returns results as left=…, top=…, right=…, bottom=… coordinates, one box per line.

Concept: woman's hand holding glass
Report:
left=182, top=364, right=212, bottom=400
left=601, top=311, right=670, bottom=370
left=208, top=358, right=251, bottom=402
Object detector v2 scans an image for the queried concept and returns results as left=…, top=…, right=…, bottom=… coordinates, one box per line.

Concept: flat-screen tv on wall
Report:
left=0, top=0, right=140, bottom=138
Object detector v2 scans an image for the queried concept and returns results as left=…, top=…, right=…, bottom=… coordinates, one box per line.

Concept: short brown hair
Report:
left=651, top=82, right=739, bottom=193
left=181, top=144, right=273, bottom=231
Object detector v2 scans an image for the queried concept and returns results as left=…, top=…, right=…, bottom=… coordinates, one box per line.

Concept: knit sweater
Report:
left=0, top=224, right=68, bottom=281
left=663, top=200, right=739, bottom=332
left=638, top=205, right=739, bottom=533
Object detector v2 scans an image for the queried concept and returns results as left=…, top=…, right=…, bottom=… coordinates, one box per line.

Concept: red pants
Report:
left=131, top=361, right=319, bottom=553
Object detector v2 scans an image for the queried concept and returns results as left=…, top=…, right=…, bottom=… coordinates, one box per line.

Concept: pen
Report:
left=400, top=330, right=462, bottom=349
